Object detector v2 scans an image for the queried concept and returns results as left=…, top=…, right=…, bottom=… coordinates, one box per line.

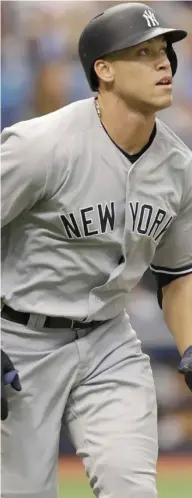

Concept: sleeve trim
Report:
left=150, top=264, right=192, bottom=276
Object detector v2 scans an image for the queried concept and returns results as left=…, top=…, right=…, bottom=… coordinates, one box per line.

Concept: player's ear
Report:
left=94, top=59, right=115, bottom=86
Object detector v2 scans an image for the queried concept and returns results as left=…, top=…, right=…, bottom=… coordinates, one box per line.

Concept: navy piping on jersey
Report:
left=150, top=263, right=192, bottom=276
left=151, top=264, right=192, bottom=308
left=151, top=263, right=192, bottom=288
left=102, top=122, right=157, bottom=163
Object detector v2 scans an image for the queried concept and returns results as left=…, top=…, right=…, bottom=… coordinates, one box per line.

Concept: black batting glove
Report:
left=1, top=349, right=22, bottom=420
left=178, top=346, right=192, bottom=392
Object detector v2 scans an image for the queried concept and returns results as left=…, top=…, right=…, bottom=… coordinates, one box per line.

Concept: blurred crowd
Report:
left=1, top=1, right=192, bottom=147
left=1, top=0, right=192, bottom=453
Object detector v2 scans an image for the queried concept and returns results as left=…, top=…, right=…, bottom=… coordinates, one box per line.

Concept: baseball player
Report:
left=1, top=3, right=192, bottom=498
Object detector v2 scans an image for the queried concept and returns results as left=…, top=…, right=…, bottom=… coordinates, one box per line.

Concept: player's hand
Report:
left=1, top=349, right=22, bottom=420
left=178, top=346, right=192, bottom=392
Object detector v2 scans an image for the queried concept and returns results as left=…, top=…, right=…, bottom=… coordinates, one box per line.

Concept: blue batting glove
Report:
left=178, top=346, right=192, bottom=392
left=4, top=370, right=19, bottom=386
left=1, top=350, right=22, bottom=420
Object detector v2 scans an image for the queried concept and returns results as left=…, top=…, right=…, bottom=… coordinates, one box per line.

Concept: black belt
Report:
left=1, top=305, right=103, bottom=331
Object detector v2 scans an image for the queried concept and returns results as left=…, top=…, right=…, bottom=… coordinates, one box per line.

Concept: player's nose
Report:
left=155, top=53, right=171, bottom=72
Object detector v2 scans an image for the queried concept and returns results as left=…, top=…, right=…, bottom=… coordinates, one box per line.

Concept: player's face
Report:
left=105, top=36, right=173, bottom=113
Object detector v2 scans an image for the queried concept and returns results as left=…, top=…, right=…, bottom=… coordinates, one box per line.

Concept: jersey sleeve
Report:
left=1, top=125, right=48, bottom=227
left=150, top=159, right=192, bottom=287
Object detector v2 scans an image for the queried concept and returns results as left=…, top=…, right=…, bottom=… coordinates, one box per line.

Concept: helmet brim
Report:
left=134, top=27, right=187, bottom=45
left=96, top=28, right=187, bottom=60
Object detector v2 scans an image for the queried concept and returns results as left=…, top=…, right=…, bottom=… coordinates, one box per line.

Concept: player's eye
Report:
left=160, top=47, right=167, bottom=54
left=137, top=45, right=167, bottom=57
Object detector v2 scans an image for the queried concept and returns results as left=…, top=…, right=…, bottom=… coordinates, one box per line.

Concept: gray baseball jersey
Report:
left=1, top=97, right=192, bottom=321
left=1, top=97, right=192, bottom=498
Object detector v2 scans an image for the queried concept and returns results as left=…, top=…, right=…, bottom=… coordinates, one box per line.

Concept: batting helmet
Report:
left=78, top=2, right=187, bottom=91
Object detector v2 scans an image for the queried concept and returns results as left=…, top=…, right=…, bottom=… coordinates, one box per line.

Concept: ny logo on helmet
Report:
left=143, top=10, right=160, bottom=28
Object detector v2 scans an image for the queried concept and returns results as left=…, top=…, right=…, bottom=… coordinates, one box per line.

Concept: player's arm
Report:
left=1, top=124, right=48, bottom=227
left=150, top=159, right=192, bottom=391
left=162, top=275, right=192, bottom=392
left=162, top=274, right=192, bottom=355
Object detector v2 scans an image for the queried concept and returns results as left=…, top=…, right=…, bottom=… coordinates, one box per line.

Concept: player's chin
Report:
left=152, top=94, right=173, bottom=111
left=153, top=87, right=173, bottom=109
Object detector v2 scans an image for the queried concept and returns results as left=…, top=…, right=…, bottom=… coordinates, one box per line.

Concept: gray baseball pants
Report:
left=1, top=310, right=158, bottom=498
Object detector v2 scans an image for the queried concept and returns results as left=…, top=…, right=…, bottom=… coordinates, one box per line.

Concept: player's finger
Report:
left=4, top=371, right=22, bottom=391
left=1, top=383, right=8, bottom=420
left=178, top=364, right=190, bottom=373
left=11, top=373, right=22, bottom=392
left=184, top=372, right=192, bottom=391
left=3, top=370, right=18, bottom=385
left=179, top=358, right=192, bottom=373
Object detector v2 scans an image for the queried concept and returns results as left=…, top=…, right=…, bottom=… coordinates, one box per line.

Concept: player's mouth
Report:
left=156, top=76, right=172, bottom=87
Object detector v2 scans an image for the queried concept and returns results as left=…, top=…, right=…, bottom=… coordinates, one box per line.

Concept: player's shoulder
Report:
left=1, top=98, right=96, bottom=152
left=156, top=118, right=192, bottom=164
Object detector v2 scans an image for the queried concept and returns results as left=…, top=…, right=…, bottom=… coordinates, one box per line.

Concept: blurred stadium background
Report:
left=1, top=1, right=192, bottom=497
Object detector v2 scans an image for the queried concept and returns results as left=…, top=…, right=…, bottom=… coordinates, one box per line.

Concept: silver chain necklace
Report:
left=94, top=98, right=101, bottom=119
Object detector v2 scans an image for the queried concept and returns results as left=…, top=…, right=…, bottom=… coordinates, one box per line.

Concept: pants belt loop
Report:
left=27, top=314, right=47, bottom=329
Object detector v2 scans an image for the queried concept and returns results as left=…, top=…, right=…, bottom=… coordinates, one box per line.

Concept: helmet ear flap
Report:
left=90, top=66, right=99, bottom=91
left=166, top=43, right=178, bottom=76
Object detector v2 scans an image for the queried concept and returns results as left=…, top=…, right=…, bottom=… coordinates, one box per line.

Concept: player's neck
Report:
left=96, top=94, right=156, bottom=155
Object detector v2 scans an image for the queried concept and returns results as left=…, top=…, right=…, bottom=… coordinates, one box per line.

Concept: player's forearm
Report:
left=162, top=274, right=192, bottom=355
